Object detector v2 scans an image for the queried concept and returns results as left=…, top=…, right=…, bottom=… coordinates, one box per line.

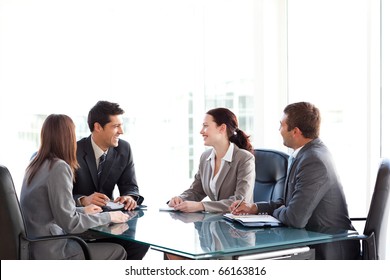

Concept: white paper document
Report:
left=103, top=201, right=124, bottom=211
left=159, top=205, right=177, bottom=211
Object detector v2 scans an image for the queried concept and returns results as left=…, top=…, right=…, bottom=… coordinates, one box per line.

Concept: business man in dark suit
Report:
left=73, top=100, right=149, bottom=259
left=230, top=102, right=360, bottom=260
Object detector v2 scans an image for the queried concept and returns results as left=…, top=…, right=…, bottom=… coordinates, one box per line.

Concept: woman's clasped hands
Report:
left=168, top=196, right=205, bottom=213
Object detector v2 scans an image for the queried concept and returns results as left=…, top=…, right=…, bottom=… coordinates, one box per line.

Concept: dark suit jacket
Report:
left=73, top=136, right=144, bottom=205
left=256, top=138, right=360, bottom=259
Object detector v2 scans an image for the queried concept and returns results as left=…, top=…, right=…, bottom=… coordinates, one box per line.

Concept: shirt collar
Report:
left=91, top=136, right=107, bottom=161
left=291, top=145, right=304, bottom=158
left=207, top=142, right=235, bottom=162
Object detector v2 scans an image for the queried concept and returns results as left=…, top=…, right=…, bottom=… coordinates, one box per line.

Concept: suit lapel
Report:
left=202, top=156, right=213, bottom=199
left=284, top=158, right=296, bottom=203
left=285, top=157, right=295, bottom=186
left=84, top=137, right=99, bottom=191
left=214, top=144, right=237, bottom=199
left=215, top=161, right=231, bottom=199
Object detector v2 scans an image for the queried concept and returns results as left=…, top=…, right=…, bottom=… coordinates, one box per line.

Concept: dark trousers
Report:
left=312, top=239, right=361, bottom=260
left=78, top=230, right=150, bottom=260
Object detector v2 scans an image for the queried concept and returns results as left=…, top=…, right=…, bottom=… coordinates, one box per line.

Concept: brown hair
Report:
left=26, top=114, right=79, bottom=185
left=206, top=107, right=253, bottom=153
left=283, top=102, right=321, bottom=139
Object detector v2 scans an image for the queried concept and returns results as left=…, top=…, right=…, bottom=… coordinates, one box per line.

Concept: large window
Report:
left=0, top=0, right=268, bottom=206
left=287, top=0, right=381, bottom=217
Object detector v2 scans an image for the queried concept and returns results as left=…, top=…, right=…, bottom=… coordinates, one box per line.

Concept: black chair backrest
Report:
left=0, top=165, right=27, bottom=259
left=253, top=149, right=289, bottom=202
left=363, top=158, right=390, bottom=260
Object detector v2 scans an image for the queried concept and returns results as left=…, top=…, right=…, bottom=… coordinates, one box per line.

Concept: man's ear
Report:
left=293, top=127, right=302, bottom=136
left=94, top=122, right=103, bottom=132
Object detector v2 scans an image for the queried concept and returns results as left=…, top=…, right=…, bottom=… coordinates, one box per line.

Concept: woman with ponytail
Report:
left=168, top=107, right=255, bottom=213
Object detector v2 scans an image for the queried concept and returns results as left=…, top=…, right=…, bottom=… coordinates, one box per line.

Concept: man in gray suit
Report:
left=231, top=102, right=360, bottom=259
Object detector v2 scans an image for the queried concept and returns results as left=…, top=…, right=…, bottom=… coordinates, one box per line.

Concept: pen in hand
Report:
left=231, top=197, right=244, bottom=214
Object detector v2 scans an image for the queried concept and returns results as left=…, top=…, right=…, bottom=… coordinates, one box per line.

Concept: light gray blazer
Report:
left=179, top=144, right=255, bottom=213
left=20, top=159, right=111, bottom=259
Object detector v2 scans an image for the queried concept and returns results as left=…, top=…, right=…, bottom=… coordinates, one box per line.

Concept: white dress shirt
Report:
left=207, top=142, right=235, bottom=200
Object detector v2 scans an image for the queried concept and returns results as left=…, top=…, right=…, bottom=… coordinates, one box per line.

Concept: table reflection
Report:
left=169, top=212, right=255, bottom=252
left=91, top=209, right=357, bottom=259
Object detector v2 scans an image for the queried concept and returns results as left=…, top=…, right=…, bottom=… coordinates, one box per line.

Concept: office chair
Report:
left=351, top=158, right=390, bottom=260
left=253, top=149, right=289, bottom=202
left=0, top=164, right=91, bottom=260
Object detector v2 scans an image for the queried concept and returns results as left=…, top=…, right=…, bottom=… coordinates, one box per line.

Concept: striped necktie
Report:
left=97, top=153, right=106, bottom=179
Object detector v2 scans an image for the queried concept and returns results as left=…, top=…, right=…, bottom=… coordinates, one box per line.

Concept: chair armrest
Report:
left=348, top=232, right=377, bottom=260
left=22, top=234, right=91, bottom=259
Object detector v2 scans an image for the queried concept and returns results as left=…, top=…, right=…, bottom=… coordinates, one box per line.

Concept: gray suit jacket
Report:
left=179, top=144, right=255, bottom=213
left=255, top=138, right=360, bottom=259
left=20, top=159, right=111, bottom=259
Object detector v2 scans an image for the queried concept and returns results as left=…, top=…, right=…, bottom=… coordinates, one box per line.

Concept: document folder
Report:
left=223, top=213, right=282, bottom=227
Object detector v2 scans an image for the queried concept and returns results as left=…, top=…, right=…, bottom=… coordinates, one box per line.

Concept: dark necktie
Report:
left=97, top=153, right=106, bottom=179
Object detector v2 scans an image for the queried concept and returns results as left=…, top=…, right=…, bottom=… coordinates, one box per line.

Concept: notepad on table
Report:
left=223, top=213, right=282, bottom=227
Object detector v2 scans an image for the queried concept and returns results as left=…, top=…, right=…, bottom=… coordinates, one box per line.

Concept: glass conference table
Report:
left=91, top=208, right=358, bottom=260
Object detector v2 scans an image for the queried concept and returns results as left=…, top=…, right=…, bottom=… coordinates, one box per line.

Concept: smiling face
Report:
left=200, top=114, right=226, bottom=147
left=93, top=115, right=124, bottom=151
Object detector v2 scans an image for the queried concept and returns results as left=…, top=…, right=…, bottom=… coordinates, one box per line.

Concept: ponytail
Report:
left=229, top=128, right=253, bottom=154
